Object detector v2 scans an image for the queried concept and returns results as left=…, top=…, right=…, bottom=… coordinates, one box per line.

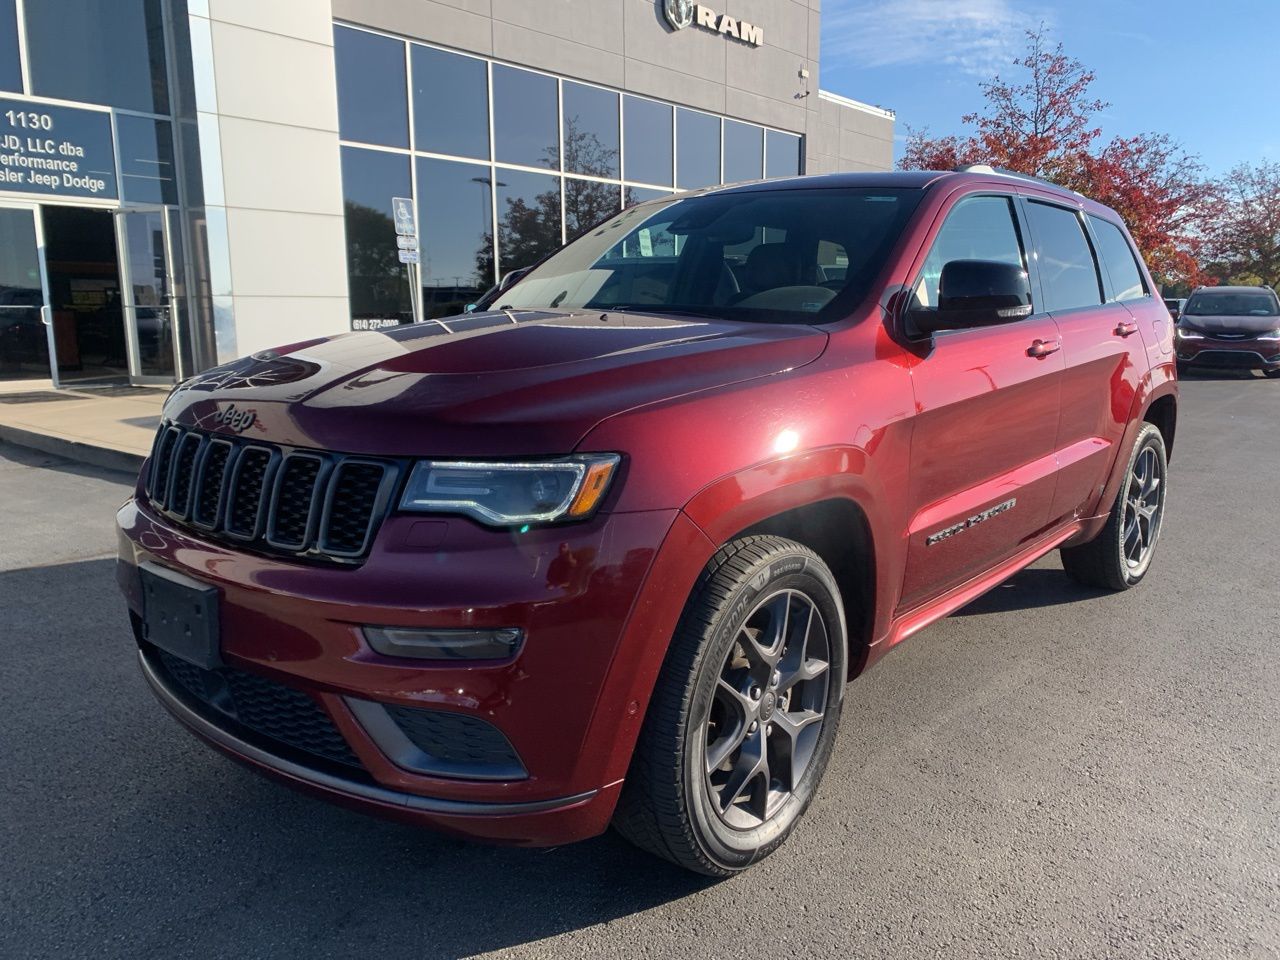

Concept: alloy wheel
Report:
left=703, top=589, right=832, bottom=830
left=1122, top=446, right=1164, bottom=571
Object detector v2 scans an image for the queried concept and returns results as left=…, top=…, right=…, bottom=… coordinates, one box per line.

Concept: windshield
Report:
left=1184, top=292, right=1278, bottom=317
left=493, top=187, right=922, bottom=324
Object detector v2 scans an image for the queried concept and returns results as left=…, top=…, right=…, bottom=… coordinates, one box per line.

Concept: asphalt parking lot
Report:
left=2, top=370, right=1277, bottom=960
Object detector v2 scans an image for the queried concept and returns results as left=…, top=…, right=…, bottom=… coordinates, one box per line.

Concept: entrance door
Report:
left=41, top=206, right=129, bottom=385
left=117, top=207, right=184, bottom=383
left=0, top=204, right=53, bottom=382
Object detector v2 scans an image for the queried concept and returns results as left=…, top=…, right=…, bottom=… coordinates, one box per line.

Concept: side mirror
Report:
left=464, top=303, right=477, bottom=313
left=909, top=259, right=1032, bottom=334
left=498, top=266, right=531, bottom=292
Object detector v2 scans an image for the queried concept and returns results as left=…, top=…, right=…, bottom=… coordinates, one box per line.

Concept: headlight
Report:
left=1176, top=326, right=1203, bottom=340
left=1258, top=329, right=1280, bottom=341
left=399, top=455, right=621, bottom=526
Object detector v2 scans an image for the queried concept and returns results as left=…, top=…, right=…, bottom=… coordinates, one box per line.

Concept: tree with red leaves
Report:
left=1201, top=160, right=1280, bottom=289
left=900, top=26, right=1210, bottom=287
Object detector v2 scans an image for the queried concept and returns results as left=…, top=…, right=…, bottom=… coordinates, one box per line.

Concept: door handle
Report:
left=40, top=305, right=52, bottom=327
left=1027, top=338, right=1061, bottom=358
left=1115, top=321, right=1139, bottom=337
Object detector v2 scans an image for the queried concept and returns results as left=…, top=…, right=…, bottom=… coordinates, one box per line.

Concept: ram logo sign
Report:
left=661, top=0, right=764, bottom=47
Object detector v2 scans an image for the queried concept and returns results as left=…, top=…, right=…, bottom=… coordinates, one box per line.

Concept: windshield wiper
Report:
left=605, top=305, right=725, bottom=320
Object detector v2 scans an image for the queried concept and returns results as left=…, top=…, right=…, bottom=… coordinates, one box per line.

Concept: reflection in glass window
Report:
left=493, top=65, right=558, bottom=170
left=623, top=96, right=673, bottom=187
left=25, top=0, right=169, bottom=113
left=566, top=178, right=620, bottom=242
left=916, top=196, right=1025, bottom=309
left=412, top=45, right=488, bottom=160
left=1025, top=201, right=1103, bottom=312
left=417, top=157, right=494, bottom=318
left=118, top=116, right=177, bottom=205
left=0, top=0, right=19, bottom=93
left=495, top=169, right=562, bottom=278
left=335, top=26, right=408, bottom=148
left=765, top=130, right=802, bottom=179
left=677, top=109, right=720, bottom=190
left=340, top=146, right=412, bottom=328
left=1088, top=216, right=1146, bottom=302
left=624, top=186, right=671, bottom=207
left=563, top=82, right=619, bottom=179
left=723, top=120, right=763, bottom=183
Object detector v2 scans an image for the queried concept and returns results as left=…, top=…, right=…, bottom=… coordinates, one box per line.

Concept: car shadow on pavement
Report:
left=2, top=556, right=716, bottom=960
left=953, top=566, right=1110, bottom=616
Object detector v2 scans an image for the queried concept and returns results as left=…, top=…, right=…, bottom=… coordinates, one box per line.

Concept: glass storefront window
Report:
left=562, top=82, right=618, bottom=179
left=335, top=25, right=408, bottom=148
left=677, top=109, right=720, bottom=190
left=565, top=178, right=619, bottom=242
left=493, top=65, right=558, bottom=170
left=25, top=0, right=169, bottom=114
left=495, top=169, right=561, bottom=278
left=416, top=157, right=494, bottom=318
left=724, top=120, right=764, bottom=183
left=118, top=116, right=178, bottom=205
left=623, top=96, right=672, bottom=187
left=121, top=210, right=175, bottom=378
left=340, top=146, right=412, bottom=327
left=624, top=186, right=671, bottom=207
left=765, top=130, right=802, bottom=179
left=412, top=44, right=488, bottom=160
left=0, top=0, right=20, bottom=93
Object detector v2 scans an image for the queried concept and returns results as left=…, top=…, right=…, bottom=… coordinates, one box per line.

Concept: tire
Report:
left=613, top=536, right=848, bottom=876
left=1263, top=367, right=1280, bottom=379
left=1061, top=423, right=1168, bottom=591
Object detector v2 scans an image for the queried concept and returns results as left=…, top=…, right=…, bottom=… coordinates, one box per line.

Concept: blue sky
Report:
left=819, top=0, right=1280, bottom=176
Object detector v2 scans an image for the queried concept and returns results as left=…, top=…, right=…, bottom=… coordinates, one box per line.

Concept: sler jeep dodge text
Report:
left=117, top=168, right=1177, bottom=875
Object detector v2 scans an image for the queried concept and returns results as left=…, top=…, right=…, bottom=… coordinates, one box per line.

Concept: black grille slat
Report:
left=142, top=423, right=392, bottom=564
left=168, top=433, right=203, bottom=517
left=268, top=455, right=324, bottom=549
left=149, top=427, right=181, bottom=508
left=321, top=462, right=388, bottom=555
left=225, top=447, right=273, bottom=538
left=192, top=441, right=233, bottom=528
left=154, top=649, right=361, bottom=769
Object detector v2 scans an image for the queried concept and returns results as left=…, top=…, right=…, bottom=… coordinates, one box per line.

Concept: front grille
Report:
left=153, top=648, right=362, bottom=769
left=145, top=423, right=397, bottom=564
left=1191, top=350, right=1268, bottom=368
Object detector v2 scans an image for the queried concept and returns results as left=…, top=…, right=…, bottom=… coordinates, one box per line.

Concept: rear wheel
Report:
left=613, top=536, right=847, bottom=876
left=1061, top=423, right=1167, bottom=590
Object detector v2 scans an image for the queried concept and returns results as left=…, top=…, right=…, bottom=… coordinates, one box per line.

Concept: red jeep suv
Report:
left=117, top=168, right=1176, bottom=875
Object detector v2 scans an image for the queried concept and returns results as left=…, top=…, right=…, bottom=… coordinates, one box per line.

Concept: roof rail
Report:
left=953, top=164, right=1083, bottom=196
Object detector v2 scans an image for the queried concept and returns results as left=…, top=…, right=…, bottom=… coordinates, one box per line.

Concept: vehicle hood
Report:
left=1182, top=313, right=1280, bottom=335
left=164, top=309, right=828, bottom=457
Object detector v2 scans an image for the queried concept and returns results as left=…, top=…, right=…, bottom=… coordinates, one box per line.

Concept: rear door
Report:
left=898, top=192, right=1064, bottom=611
left=1020, top=198, right=1148, bottom=525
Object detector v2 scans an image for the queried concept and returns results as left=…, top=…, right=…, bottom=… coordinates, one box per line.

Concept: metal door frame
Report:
left=0, top=197, right=58, bottom=386
left=115, top=204, right=185, bottom=385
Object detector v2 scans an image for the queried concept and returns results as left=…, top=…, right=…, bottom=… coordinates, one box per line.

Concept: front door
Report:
left=0, top=203, right=53, bottom=382
left=898, top=192, right=1065, bottom=611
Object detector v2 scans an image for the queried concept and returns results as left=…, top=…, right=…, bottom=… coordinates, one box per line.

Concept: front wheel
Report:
left=1263, top=366, right=1280, bottom=379
left=613, top=536, right=847, bottom=876
left=1061, top=422, right=1168, bottom=590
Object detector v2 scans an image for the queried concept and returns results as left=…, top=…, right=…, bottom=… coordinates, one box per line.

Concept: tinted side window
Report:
left=1088, top=215, right=1146, bottom=302
left=1026, top=201, right=1103, bottom=311
left=915, top=195, right=1025, bottom=310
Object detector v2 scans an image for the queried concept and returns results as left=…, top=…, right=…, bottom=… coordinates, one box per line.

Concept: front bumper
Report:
left=117, top=492, right=715, bottom=845
left=1177, top=336, right=1280, bottom=369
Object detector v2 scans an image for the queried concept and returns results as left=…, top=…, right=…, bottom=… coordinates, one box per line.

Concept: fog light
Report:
left=363, top=626, right=524, bottom=661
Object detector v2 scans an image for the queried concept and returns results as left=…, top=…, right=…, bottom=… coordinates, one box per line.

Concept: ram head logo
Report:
left=663, top=0, right=695, bottom=30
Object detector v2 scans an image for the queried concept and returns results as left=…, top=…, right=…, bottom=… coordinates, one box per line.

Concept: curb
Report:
left=0, top=424, right=145, bottom=476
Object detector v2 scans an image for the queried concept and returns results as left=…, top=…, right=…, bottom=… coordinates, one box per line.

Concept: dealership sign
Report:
left=0, top=97, right=117, bottom=200
left=662, top=0, right=763, bottom=46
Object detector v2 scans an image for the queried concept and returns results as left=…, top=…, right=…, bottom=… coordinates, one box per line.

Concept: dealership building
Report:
left=0, top=0, right=894, bottom=389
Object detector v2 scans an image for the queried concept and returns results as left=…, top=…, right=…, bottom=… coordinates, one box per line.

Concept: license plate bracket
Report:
left=140, top=562, right=222, bottom=669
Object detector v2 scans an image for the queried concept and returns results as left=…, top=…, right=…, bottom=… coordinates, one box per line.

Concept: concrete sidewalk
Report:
left=0, top=380, right=162, bottom=474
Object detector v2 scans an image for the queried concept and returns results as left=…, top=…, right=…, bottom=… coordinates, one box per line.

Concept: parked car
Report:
left=117, top=168, right=1177, bottom=875
left=1175, top=286, right=1280, bottom=378
left=1163, top=297, right=1186, bottom=321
